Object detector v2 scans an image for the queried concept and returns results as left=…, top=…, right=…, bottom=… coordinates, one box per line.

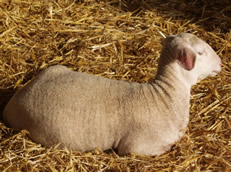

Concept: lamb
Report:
left=3, top=33, right=222, bottom=156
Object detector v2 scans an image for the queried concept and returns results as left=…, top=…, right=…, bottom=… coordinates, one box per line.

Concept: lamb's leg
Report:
left=117, top=133, right=170, bottom=156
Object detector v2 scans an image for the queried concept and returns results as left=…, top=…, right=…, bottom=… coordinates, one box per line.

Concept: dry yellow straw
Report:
left=0, top=0, right=230, bottom=171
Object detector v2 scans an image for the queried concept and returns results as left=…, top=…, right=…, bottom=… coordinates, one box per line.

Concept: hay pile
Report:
left=0, top=0, right=230, bottom=171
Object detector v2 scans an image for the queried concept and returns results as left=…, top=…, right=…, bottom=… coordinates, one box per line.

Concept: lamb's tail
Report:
left=0, top=88, right=14, bottom=122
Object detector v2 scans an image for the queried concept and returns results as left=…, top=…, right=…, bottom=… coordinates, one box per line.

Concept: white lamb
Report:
left=3, top=33, right=222, bottom=155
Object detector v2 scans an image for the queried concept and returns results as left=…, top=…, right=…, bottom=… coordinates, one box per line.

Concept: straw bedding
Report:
left=0, top=0, right=230, bottom=171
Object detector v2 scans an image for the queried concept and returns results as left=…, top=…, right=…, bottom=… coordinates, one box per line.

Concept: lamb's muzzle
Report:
left=3, top=33, right=222, bottom=156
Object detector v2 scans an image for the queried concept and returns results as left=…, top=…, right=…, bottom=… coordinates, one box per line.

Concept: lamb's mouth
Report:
left=211, top=70, right=220, bottom=76
left=213, top=70, right=221, bottom=73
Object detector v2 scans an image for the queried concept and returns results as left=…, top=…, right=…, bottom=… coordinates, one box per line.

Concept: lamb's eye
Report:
left=197, top=51, right=203, bottom=55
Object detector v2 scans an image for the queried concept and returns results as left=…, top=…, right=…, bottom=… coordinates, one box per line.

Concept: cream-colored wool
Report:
left=3, top=33, right=221, bottom=156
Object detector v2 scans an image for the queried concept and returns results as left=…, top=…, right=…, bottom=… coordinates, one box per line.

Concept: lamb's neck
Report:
left=148, top=65, right=192, bottom=129
left=156, top=64, right=191, bottom=95
left=156, top=62, right=195, bottom=90
left=151, top=75, right=191, bottom=110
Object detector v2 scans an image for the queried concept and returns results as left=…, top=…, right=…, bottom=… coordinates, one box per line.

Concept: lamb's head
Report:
left=158, top=33, right=222, bottom=85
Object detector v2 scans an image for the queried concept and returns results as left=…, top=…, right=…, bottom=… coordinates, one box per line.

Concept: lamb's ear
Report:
left=176, top=47, right=196, bottom=71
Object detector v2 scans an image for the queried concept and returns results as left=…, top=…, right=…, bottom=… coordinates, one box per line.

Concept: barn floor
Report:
left=0, top=0, right=231, bottom=171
